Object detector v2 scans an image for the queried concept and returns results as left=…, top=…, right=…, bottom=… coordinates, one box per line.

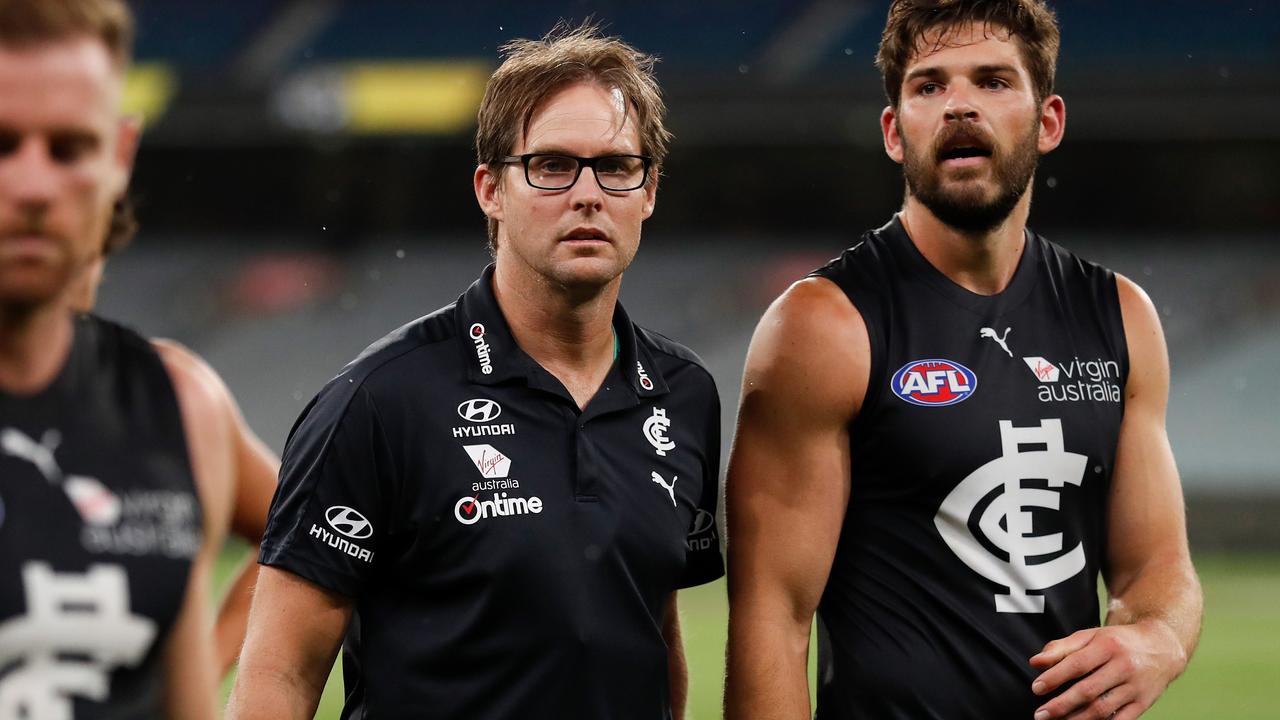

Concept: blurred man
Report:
left=0, top=0, right=219, bottom=716
left=73, top=198, right=280, bottom=678
left=229, top=24, right=723, bottom=720
left=725, top=2, right=1201, bottom=719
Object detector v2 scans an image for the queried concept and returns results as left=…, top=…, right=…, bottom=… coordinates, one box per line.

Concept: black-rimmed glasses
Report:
left=500, top=153, right=652, bottom=192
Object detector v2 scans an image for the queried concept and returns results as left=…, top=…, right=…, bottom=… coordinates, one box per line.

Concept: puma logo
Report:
left=980, top=327, right=1013, bottom=358
left=1, top=427, right=62, bottom=481
left=650, top=471, right=677, bottom=507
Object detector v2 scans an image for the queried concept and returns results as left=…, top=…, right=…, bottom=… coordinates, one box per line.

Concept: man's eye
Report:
left=920, top=82, right=941, bottom=96
left=49, top=136, right=96, bottom=164
left=596, top=158, right=628, bottom=175
left=535, top=157, right=574, bottom=174
left=0, top=132, right=18, bottom=157
left=983, top=78, right=1008, bottom=90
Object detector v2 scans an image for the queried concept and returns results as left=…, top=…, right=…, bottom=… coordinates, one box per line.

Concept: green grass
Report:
left=215, top=551, right=1278, bottom=719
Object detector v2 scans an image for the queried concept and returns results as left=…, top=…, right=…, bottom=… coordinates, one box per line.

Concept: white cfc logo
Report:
left=643, top=407, right=676, bottom=456
left=934, top=419, right=1088, bottom=614
left=0, top=563, right=156, bottom=718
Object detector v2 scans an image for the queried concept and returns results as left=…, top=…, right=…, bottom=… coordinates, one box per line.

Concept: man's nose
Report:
left=0, top=138, right=60, bottom=208
left=568, top=165, right=605, bottom=212
left=943, top=83, right=981, bottom=123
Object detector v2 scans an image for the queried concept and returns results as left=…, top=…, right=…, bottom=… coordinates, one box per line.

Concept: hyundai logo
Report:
left=325, top=505, right=373, bottom=539
left=457, top=398, right=502, bottom=423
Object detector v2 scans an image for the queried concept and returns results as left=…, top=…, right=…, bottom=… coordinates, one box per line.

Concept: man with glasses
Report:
left=230, top=24, right=724, bottom=720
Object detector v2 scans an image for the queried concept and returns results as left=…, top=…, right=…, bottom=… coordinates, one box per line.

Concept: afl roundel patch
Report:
left=891, top=359, right=977, bottom=407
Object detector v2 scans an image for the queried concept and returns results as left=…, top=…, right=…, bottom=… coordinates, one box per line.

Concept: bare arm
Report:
left=226, top=566, right=353, bottom=720
left=215, top=398, right=279, bottom=676
left=663, top=593, right=687, bottom=720
left=1030, top=276, right=1202, bottom=720
left=162, top=546, right=218, bottom=720
left=724, top=278, right=867, bottom=720
left=152, top=339, right=281, bottom=677
left=157, top=344, right=227, bottom=720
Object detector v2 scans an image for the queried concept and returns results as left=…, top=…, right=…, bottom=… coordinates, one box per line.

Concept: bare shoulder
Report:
left=152, top=339, right=237, bottom=534
left=152, top=338, right=235, bottom=407
left=743, top=276, right=869, bottom=420
left=1113, top=274, right=1169, bottom=401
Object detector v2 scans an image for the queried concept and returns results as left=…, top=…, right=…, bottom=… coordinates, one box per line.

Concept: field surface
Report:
left=215, top=552, right=1277, bottom=719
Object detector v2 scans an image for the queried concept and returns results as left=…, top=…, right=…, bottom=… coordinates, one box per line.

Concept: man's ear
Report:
left=881, top=106, right=905, bottom=165
left=112, top=114, right=142, bottom=196
left=474, top=164, right=504, bottom=223
left=1037, top=94, right=1066, bottom=154
left=641, top=172, right=658, bottom=220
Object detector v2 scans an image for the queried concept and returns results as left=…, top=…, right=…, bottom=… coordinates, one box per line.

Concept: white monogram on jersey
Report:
left=934, top=419, right=1089, bottom=613
left=0, top=563, right=156, bottom=718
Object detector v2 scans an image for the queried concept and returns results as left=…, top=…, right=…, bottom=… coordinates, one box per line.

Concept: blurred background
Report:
left=99, top=1, right=1279, bottom=718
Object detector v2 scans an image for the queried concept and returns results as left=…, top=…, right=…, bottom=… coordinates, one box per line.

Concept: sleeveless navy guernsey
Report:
left=0, top=314, right=201, bottom=718
left=809, top=217, right=1128, bottom=719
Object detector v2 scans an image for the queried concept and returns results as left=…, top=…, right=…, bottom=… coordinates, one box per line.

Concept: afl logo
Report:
left=892, top=359, right=977, bottom=407
left=325, top=505, right=373, bottom=539
left=457, top=398, right=501, bottom=423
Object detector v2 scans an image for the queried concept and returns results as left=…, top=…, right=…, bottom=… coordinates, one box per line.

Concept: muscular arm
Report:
left=724, top=278, right=868, bottom=720
left=215, top=397, right=279, bottom=675
left=1030, top=276, right=1202, bottom=720
left=157, top=346, right=226, bottom=720
left=663, top=593, right=687, bottom=720
left=226, top=566, right=353, bottom=720
left=153, top=339, right=280, bottom=676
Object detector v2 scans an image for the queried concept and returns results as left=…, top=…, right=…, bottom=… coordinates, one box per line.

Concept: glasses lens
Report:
left=526, top=155, right=579, bottom=189
left=594, top=156, right=647, bottom=191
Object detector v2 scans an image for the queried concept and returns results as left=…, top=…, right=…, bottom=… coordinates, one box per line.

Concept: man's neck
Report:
left=898, top=191, right=1032, bottom=296
left=491, top=258, right=619, bottom=409
left=0, top=300, right=75, bottom=396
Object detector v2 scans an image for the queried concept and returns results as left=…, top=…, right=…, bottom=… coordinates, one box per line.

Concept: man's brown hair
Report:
left=475, top=21, right=671, bottom=249
left=0, top=0, right=134, bottom=69
left=876, top=0, right=1060, bottom=108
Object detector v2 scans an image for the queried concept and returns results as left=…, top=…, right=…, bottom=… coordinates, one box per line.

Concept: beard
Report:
left=0, top=216, right=82, bottom=312
left=901, top=117, right=1041, bottom=234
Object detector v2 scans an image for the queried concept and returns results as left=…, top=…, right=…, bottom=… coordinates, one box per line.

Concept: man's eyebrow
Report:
left=904, top=65, right=944, bottom=83
left=905, top=63, right=1021, bottom=84
left=974, top=63, right=1019, bottom=76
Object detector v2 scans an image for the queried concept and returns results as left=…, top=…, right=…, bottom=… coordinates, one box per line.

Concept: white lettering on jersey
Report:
left=899, top=369, right=971, bottom=396
left=934, top=419, right=1088, bottom=613
left=0, top=563, right=156, bottom=718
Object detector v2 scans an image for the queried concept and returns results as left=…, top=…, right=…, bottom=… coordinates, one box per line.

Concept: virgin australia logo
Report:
left=934, top=418, right=1088, bottom=613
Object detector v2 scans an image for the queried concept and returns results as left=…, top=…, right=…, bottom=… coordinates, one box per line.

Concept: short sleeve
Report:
left=259, top=380, right=394, bottom=597
left=678, top=380, right=724, bottom=588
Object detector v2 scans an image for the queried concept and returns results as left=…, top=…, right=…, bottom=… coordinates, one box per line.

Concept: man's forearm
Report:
left=1106, top=554, right=1203, bottom=667
left=725, top=606, right=812, bottom=720
left=226, top=667, right=326, bottom=720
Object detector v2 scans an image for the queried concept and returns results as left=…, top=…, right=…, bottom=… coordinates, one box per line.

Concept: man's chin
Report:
left=546, top=254, right=627, bottom=290
left=0, top=274, right=73, bottom=310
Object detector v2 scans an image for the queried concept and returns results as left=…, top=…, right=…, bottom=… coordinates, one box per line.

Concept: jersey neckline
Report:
left=880, top=214, right=1042, bottom=317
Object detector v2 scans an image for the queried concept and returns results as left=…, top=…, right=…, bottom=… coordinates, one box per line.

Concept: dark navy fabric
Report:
left=810, top=217, right=1128, bottom=720
left=0, top=314, right=200, bottom=718
left=261, top=265, right=724, bottom=720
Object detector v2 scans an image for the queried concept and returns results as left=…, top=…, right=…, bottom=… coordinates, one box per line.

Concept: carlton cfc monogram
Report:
left=934, top=418, right=1089, bottom=614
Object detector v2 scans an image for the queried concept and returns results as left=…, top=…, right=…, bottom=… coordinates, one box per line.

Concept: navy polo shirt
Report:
left=259, top=265, right=724, bottom=719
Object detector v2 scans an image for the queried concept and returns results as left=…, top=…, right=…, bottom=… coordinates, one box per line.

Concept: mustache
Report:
left=932, top=124, right=997, bottom=160
left=0, top=211, right=56, bottom=240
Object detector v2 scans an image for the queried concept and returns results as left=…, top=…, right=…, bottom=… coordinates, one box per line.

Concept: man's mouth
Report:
left=561, top=227, right=609, bottom=243
left=940, top=146, right=992, bottom=160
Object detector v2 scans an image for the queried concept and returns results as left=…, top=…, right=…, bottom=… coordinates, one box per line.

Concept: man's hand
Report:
left=1030, top=619, right=1188, bottom=720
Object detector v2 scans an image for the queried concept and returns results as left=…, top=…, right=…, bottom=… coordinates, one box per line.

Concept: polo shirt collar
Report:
left=456, top=264, right=669, bottom=399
